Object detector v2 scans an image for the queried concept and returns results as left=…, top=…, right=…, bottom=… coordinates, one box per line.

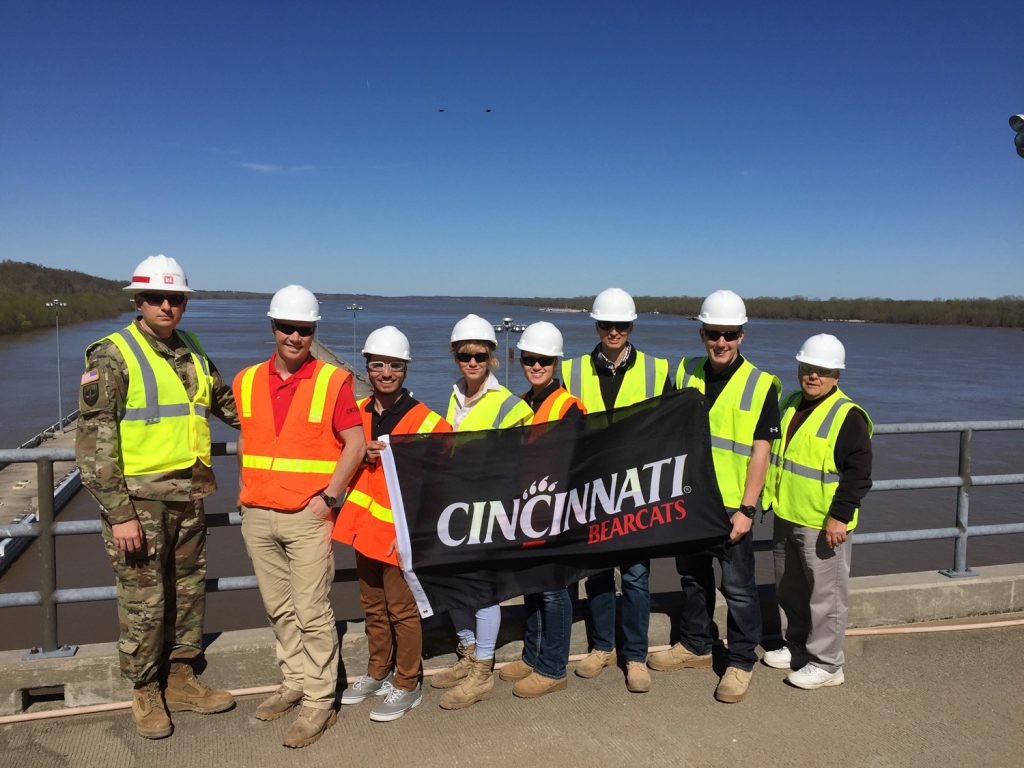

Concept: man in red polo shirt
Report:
left=234, top=285, right=365, bottom=748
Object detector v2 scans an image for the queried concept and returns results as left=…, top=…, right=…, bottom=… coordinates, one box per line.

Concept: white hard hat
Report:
left=363, top=325, right=412, bottom=361
left=450, top=314, right=497, bottom=346
left=795, top=334, right=846, bottom=370
left=590, top=287, right=637, bottom=322
left=516, top=321, right=564, bottom=357
left=123, top=254, right=193, bottom=293
left=267, top=285, right=321, bottom=322
left=699, top=289, right=748, bottom=326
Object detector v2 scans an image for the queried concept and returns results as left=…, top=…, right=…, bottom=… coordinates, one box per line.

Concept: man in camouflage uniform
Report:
left=76, top=254, right=238, bottom=739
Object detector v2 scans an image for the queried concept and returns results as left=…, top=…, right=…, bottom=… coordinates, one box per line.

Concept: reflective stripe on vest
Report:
left=531, top=388, right=585, bottom=425
left=345, top=487, right=394, bottom=524
left=767, top=388, right=872, bottom=530
left=98, top=324, right=213, bottom=476
left=675, top=356, right=781, bottom=508
left=114, top=328, right=211, bottom=422
left=561, top=351, right=668, bottom=414
left=446, top=387, right=533, bottom=431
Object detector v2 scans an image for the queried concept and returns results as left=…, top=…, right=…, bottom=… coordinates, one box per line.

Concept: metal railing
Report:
left=1, top=420, right=1022, bottom=657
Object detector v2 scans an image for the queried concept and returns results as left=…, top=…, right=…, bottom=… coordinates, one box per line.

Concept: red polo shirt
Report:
left=267, top=354, right=361, bottom=436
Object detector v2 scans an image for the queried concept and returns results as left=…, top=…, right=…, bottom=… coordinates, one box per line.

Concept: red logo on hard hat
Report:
left=164, top=276, right=174, bottom=285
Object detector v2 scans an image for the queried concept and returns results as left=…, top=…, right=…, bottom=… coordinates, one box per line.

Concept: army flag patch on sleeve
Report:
left=81, top=370, right=100, bottom=385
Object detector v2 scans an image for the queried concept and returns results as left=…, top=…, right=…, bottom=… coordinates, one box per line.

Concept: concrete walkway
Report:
left=2, top=616, right=1021, bottom=768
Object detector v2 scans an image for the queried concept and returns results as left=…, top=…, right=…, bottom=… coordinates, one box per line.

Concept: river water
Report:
left=1, top=297, right=1022, bottom=651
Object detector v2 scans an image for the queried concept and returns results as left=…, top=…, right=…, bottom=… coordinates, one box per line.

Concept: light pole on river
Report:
left=45, top=298, right=68, bottom=431
left=347, top=303, right=364, bottom=360
left=493, top=317, right=527, bottom=387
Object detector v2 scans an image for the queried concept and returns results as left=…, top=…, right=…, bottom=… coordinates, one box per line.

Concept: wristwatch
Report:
left=318, top=491, right=338, bottom=508
left=738, top=504, right=757, bottom=519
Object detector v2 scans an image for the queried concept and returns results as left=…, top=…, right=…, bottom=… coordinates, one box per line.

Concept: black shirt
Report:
left=363, top=388, right=422, bottom=440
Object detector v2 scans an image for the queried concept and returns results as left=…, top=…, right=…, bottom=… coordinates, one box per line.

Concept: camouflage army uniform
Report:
left=76, top=318, right=239, bottom=685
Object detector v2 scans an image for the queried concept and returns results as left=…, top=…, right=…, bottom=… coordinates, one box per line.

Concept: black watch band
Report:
left=739, top=504, right=757, bottom=519
left=318, top=491, right=338, bottom=508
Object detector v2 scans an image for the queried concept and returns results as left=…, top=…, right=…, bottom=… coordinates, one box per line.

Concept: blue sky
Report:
left=1, top=1, right=1022, bottom=299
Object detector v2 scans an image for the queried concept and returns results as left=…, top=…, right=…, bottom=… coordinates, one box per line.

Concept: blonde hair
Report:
left=452, top=340, right=499, bottom=371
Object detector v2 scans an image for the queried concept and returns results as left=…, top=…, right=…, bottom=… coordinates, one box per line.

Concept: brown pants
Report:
left=356, top=552, right=422, bottom=691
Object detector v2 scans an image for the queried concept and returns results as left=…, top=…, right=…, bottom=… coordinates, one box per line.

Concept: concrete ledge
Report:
left=2, top=564, right=1022, bottom=716
left=847, top=563, right=1024, bottom=627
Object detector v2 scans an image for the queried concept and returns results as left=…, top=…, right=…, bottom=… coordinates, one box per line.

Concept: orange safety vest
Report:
left=234, top=359, right=351, bottom=511
left=333, top=396, right=452, bottom=564
left=530, top=387, right=586, bottom=424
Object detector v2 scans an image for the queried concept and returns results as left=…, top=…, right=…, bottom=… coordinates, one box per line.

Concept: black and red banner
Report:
left=381, top=389, right=730, bottom=617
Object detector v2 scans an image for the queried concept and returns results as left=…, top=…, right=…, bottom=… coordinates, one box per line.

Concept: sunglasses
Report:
left=520, top=355, right=555, bottom=368
left=367, top=360, right=407, bottom=372
left=456, top=351, right=490, bottom=364
left=139, top=292, right=186, bottom=307
left=703, top=328, right=742, bottom=342
left=597, top=321, right=632, bottom=332
left=273, top=321, right=315, bottom=337
left=799, top=363, right=839, bottom=378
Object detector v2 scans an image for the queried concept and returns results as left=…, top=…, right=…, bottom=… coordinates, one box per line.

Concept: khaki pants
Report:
left=356, top=552, right=423, bottom=691
left=241, top=503, right=338, bottom=708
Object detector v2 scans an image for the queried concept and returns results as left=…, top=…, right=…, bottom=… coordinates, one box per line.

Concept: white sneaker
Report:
left=786, top=663, right=844, bottom=690
left=762, top=647, right=792, bottom=669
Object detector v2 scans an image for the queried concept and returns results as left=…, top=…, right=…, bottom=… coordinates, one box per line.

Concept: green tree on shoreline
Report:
left=3, top=261, right=1020, bottom=332
left=0, top=261, right=129, bottom=334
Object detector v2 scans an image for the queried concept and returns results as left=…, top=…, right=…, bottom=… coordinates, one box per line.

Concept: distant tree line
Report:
left=0, top=261, right=130, bottom=335
left=498, top=295, right=1024, bottom=328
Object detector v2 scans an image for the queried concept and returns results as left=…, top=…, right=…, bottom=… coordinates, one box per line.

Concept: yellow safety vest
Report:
left=676, top=356, right=781, bottom=508
left=96, top=323, right=212, bottom=476
left=446, top=386, right=533, bottom=432
left=766, top=387, right=872, bottom=530
left=560, top=351, right=668, bottom=414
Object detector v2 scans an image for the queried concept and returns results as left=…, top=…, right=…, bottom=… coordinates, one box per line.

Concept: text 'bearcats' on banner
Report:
left=380, top=389, right=730, bottom=617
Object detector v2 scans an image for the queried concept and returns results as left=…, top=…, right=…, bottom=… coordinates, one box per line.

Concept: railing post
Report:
left=24, top=458, right=77, bottom=659
left=37, top=458, right=57, bottom=652
left=941, top=428, right=976, bottom=578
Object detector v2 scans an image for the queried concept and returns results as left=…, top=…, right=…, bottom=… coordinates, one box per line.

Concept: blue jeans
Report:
left=585, top=560, right=650, bottom=663
left=674, top=532, right=761, bottom=671
left=522, top=588, right=572, bottom=679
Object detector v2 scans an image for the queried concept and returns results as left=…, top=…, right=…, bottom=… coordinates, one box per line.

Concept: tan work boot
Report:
left=282, top=705, right=337, bottom=748
left=438, top=658, right=495, bottom=710
left=498, top=658, right=534, bottom=682
left=430, top=643, right=476, bottom=689
left=647, top=642, right=713, bottom=672
left=626, top=661, right=651, bottom=693
left=714, top=666, right=752, bottom=703
left=574, top=648, right=616, bottom=679
left=255, top=684, right=303, bottom=721
left=512, top=672, right=567, bottom=699
left=164, top=662, right=235, bottom=714
left=131, top=681, right=172, bottom=739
